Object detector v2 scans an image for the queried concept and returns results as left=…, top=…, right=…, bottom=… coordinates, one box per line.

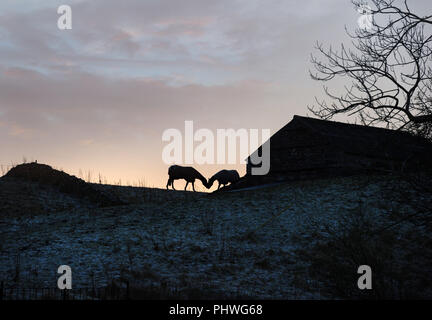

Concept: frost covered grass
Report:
left=0, top=174, right=431, bottom=299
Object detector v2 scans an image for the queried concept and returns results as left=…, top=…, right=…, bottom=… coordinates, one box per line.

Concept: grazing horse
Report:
left=208, top=169, right=240, bottom=190
left=166, top=165, right=209, bottom=191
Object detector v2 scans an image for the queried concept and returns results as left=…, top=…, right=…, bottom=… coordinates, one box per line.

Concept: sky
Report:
left=0, top=0, right=430, bottom=191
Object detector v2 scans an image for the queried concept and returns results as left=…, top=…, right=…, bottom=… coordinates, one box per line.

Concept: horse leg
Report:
left=192, top=181, right=196, bottom=192
left=172, top=180, right=175, bottom=190
left=184, top=181, right=189, bottom=191
left=166, top=178, right=172, bottom=189
left=217, top=182, right=221, bottom=190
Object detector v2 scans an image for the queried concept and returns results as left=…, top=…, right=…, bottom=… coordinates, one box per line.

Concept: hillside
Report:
left=0, top=165, right=431, bottom=299
left=2, top=163, right=125, bottom=207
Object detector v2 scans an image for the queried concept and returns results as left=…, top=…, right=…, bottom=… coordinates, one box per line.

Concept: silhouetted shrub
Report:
left=293, top=203, right=432, bottom=299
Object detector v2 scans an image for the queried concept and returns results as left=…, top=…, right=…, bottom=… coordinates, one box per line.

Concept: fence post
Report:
left=111, top=280, right=114, bottom=300
left=126, top=281, right=130, bottom=300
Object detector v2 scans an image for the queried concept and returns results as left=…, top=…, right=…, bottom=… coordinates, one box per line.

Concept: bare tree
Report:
left=310, top=0, right=432, bottom=138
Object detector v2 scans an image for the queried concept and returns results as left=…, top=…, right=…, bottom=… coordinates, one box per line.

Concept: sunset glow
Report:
left=1, top=0, right=429, bottom=191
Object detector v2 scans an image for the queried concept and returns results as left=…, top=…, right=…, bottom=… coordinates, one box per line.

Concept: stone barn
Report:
left=238, top=115, right=432, bottom=188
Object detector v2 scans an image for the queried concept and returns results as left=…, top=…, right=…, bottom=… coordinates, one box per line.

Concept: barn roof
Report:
left=249, top=115, right=432, bottom=162
left=293, top=115, right=421, bottom=141
left=294, top=115, right=432, bottom=160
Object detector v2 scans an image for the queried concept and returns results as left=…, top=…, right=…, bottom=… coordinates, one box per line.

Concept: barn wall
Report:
left=241, top=116, right=432, bottom=188
left=247, top=124, right=335, bottom=179
left=246, top=126, right=402, bottom=182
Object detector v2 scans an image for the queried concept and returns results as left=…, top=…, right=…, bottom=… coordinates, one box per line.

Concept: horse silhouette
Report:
left=208, top=169, right=240, bottom=190
left=166, top=165, right=209, bottom=191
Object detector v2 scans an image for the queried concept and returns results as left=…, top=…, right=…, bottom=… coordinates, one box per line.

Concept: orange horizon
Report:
left=0, top=159, right=246, bottom=193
